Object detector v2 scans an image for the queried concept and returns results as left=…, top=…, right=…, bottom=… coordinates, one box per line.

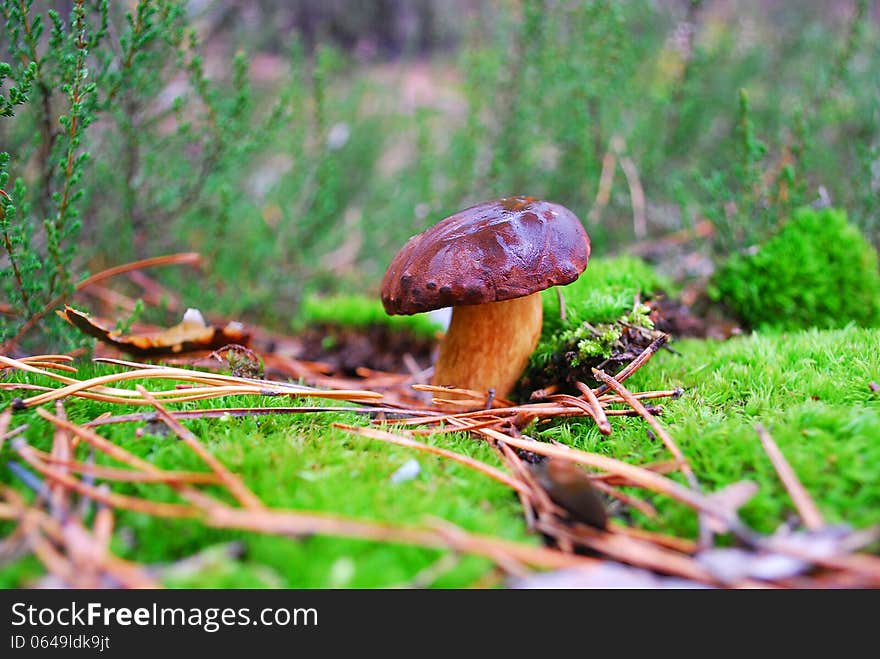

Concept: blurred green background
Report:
left=2, top=0, right=879, bottom=350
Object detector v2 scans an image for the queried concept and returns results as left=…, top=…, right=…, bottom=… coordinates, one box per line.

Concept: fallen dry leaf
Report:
left=58, top=306, right=250, bottom=357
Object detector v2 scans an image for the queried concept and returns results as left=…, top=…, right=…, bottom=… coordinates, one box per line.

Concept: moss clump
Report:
left=519, top=256, right=669, bottom=395
left=540, top=256, right=672, bottom=335
left=709, top=207, right=880, bottom=331
left=294, top=294, right=442, bottom=338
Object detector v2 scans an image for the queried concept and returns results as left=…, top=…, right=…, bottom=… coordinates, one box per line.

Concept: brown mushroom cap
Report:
left=381, top=196, right=591, bottom=315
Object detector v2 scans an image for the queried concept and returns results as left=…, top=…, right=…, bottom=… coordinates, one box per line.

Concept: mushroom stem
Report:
left=432, top=293, right=544, bottom=400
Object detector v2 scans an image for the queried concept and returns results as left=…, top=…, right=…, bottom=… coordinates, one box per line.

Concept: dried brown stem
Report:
left=49, top=401, right=71, bottom=519
left=34, top=409, right=222, bottom=512
left=537, top=519, right=722, bottom=586
left=755, top=424, right=824, bottom=531
left=592, top=333, right=669, bottom=396
left=590, top=479, right=657, bottom=518
left=574, top=381, right=612, bottom=434
left=84, top=406, right=430, bottom=428
left=592, top=369, right=695, bottom=484
left=136, top=386, right=264, bottom=511
left=335, top=423, right=527, bottom=495
left=1, top=488, right=159, bottom=588
left=13, top=441, right=200, bottom=518
left=31, top=449, right=220, bottom=485
left=203, top=505, right=597, bottom=572
left=592, top=368, right=713, bottom=547
left=471, top=427, right=748, bottom=537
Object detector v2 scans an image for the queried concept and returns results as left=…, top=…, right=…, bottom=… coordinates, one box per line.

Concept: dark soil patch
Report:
left=294, top=323, right=437, bottom=375
left=649, top=294, right=742, bottom=340
left=288, top=292, right=737, bottom=385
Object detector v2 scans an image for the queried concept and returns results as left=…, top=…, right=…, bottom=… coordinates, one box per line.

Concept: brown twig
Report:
left=470, top=426, right=750, bottom=538
left=0, top=488, right=159, bottom=588
left=335, top=423, right=527, bottom=495
left=49, top=401, right=71, bottom=520
left=592, top=333, right=669, bottom=396
left=203, top=505, right=597, bottom=572
left=590, top=479, right=657, bottom=518
left=83, top=406, right=437, bottom=427
left=591, top=369, right=695, bottom=483
left=136, top=385, right=265, bottom=511
left=536, top=518, right=723, bottom=586
left=755, top=424, right=824, bottom=530
left=34, top=408, right=223, bottom=513
left=13, top=440, right=201, bottom=518
left=574, top=381, right=612, bottom=434
left=31, top=449, right=221, bottom=485
left=592, top=368, right=713, bottom=547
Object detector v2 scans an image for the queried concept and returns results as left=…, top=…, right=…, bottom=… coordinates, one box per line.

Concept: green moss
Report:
left=596, top=326, right=880, bottom=536
left=541, top=255, right=672, bottom=335
left=293, top=293, right=442, bottom=338
left=521, top=256, right=667, bottom=393
left=2, top=327, right=879, bottom=584
left=0, top=364, right=526, bottom=588
left=710, top=207, right=880, bottom=331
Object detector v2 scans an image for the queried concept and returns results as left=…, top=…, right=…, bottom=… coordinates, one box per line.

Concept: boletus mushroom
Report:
left=381, top=196, right=591, bottom=400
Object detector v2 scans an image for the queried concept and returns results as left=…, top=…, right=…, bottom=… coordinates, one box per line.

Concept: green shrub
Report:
left=709, top=207, right=880, bottom=331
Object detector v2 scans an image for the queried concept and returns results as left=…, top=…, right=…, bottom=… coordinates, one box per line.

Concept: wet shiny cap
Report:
left=381, top=196, right=591, bottom=315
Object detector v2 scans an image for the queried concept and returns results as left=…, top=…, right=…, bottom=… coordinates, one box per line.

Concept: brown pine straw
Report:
left=609, top=522, right=698, bottom=554
left=471, top=426, right=740, bottom=531
left=334, top=423, right=527, bottom=495
left=598, top=389, right=681, bottom=404
left=408, top=417, right=509, bottom=436
left=592, top=368, right=698, bottom=489
left=36, top=408, right=165, bottom=473
left=443, top=413, right=661, bottom=526
left=8, top=447, right=603, bottom=575
left=21, top=388, right=605, bottom=577
left=385, top=400, right=668, bottom=428
left=0, top=488, right=158, bottom=588
left=574, top=381, right=612, bottom=434
left=589, top=479, right=658, bottom=518
left=35, top=408, right=228, bottom=513
left=591, top=333, right=669, bottom=396
left=0, top=354, right=76, bottom=374
left=591, top=459, right=680, bottom=485
left=49, top=401, right=71, bottom=519
left=202, top=506, right=596, bottom=572
left=547, top=393, right=606, bottom=425
left=11, top=360, right=79, bottom=373
left=592, top=367, right=713, bottom=547
left=81, top=405, right=438, bottom=428
left=12, top=440, right=201, bottom=518
left=0, top=355, right=384, bottom=409
left=0, top=407, right=12, bottom=451
left=755, top=423, right=825, bottom=530
left=396, top=414, right=728, bottom=584
left=342, top=419, right=661, bottom=527
left=136, top=385, right=265, bottom=511
left=5, top=337, right=880, bottom=587
left=535, top=519, right=731, bottom=585
left=28, top=448, right=221, bottom=485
